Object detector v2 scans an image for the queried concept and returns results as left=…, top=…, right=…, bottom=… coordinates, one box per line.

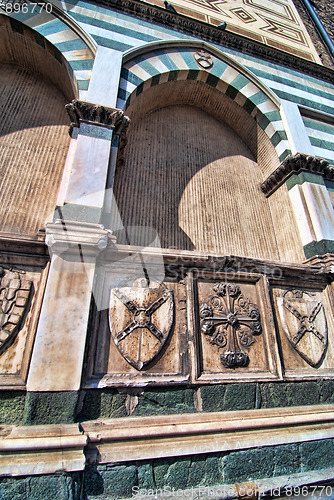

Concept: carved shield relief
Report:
left=277, top=290, right=328, bottom=367
left=109, top=282, right=174, bottom=370
left=0, top=268, right=32, bottom=355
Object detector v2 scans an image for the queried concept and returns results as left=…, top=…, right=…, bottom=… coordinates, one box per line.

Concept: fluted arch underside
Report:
left=0, top=63, right=71, bottom=236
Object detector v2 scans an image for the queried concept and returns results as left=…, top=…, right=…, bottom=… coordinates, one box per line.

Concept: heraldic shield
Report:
left=109, top=281, right=174, bottom=370
left=278, top=290, right=328, bottom=367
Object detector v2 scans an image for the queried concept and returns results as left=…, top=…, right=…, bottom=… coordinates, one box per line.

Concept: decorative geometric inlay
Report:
left=230, top=7, right=256, bottom=24
left=278, top=290, right=328, bottom=368
left=109, top=281, right=174, bottom=370
left=200, top=283, right=262, bottom=368
left=244, top=0, right=296, bottom=23
left=188, top=0, right=228, bottom=15
left=0, top=268, right=32, bottom=356
left=193, top=49, right=214, bottom=69
left=259, top=16, right=306, bottom=44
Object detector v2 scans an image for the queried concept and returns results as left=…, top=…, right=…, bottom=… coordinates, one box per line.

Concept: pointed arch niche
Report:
left=111, top=44, right=304, bottom=263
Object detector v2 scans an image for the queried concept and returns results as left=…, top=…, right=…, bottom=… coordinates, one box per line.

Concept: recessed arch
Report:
left=0, top=14, right=77, bottom=100
left=117, top=40, right=291, bottom=168
left=111, top=43, right=304, bottom=262
left=1, top=6, right=96, bottom=94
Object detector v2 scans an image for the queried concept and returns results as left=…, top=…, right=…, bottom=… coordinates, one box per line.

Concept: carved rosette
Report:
left=0, top=268, right=32, bottom=355
left=200, top=283, right=262, bottom=368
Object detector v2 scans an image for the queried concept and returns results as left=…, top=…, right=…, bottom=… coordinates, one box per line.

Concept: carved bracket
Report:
left=46, top=220, right=116, bottom=257
left=261, top=153, right=334, bottom=197
left=65, top=99, right=130, bottom=137
left=200, top=283, right=262, bottom=368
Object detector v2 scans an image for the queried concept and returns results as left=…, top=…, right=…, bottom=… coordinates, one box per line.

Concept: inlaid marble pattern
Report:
left=147, top=0, right=320, bottom=63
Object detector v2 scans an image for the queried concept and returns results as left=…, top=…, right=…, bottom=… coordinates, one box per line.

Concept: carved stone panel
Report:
left=0, top=268, right=32, bottom=356
left=195, top=276, right=279, bottom=382
left=109, top=281, right=174, bottom=370
left=0, top=263, right=45, bottom=388
left=86, top=266, right=189, bottom=387
left=272, top=285, right=334, bottom=376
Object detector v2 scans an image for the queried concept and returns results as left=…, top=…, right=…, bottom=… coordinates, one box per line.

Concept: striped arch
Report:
left=2, top=5, right=96, bottom=95
left=118, top=41, right=290, bottom=163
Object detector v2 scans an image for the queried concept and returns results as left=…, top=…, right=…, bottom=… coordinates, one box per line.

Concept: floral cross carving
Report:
left=200, top=283, right=262, bottom=368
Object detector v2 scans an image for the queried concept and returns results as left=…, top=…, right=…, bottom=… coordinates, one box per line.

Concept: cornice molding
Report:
left=261, top=153, right=334, bottom=197
left=1, top=405, right=334, bottom=477
left=94, top=0, right=334, bottom=84
left=81, top=404, right=334, bottom=464
left=65, top=99, right=130, bottom=136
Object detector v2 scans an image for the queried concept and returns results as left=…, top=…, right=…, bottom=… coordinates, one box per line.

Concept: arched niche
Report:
left=0, top=16, right=75, bottom=236
left=112, top=79, right=304, bottom=262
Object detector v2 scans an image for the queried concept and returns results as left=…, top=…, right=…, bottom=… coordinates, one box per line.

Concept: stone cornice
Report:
left=1, top=405, right=333, bottom=477
left=261, top=153, right=334, bottom=197
left=94, top=0, right=334, bottom=84
left=0, top=423, right=86, bottom=476
left=65, top=99, right=130, bottom=136
left=81, top=404, right=334, bottom=465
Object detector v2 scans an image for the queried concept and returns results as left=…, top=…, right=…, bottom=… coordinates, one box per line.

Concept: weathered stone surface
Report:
left=300, top=439, right=334, bottom=472
left=200, top=383, right=257, bottom=412
left=23, top=391, right=79, bottom=425
left=76, top=390, right=127, bottom=421
left=27, top=256, right=96, bottom=392
left=80, top=405, right=334, bottom=467
left=0, top=391, right=25, bottom=425
left=132, top=387, right=195, bottom=416
left=223, top=446, right=275, bottom=483
left=100, top=465, right=137, bottom=499
left=259, top=381, right=321, bottom=408
left=223, top=443, right=302, bottom=484
left=75, top=380, right=334, bottom=422
left=0, top=473, right=77, bottom=500
left=0, top=423, right=86, bottom=476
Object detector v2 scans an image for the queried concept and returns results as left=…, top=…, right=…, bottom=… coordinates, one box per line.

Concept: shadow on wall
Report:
left=0, top=62, right=72, bottom=235
left=112, top=104, right=280, bottom=260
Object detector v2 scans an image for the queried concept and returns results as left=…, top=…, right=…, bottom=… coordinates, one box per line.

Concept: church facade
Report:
left=0, top=0, right=334, bottom=498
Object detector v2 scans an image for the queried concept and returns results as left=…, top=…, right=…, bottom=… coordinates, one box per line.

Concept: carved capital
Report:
left=305, top=253, right=334, bottom=275
left=261, top=153, right=334, bottom=197
left=65, top=99, right=130, bottom=137
left=46, top=220, right=116, bottom=257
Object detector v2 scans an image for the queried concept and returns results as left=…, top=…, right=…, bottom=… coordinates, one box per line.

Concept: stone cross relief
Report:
left=200, top=283, right=262, bottom=368
left=112, top=288, right=170, bottom=344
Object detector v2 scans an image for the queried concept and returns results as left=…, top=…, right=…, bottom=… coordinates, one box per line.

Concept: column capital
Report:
left=261, top=153, right=333, bottom=197
left=65, top=99, right=130, bottom=137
